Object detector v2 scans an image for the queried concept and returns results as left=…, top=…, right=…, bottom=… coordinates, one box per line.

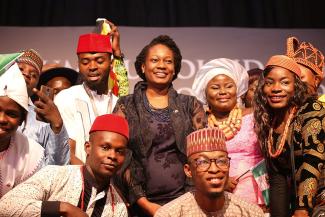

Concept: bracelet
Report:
left=113, top=53, right=124, bottom=59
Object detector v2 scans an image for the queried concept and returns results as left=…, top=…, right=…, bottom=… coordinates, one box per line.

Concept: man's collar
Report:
left=84, top=165, right=110, bottom=192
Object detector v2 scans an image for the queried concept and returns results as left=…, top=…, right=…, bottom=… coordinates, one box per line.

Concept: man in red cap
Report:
left=55, top=23, right=124, bottom=164
left=155, top=128, right=264, bottom=217
left=0, top=114, right=129, bottom=217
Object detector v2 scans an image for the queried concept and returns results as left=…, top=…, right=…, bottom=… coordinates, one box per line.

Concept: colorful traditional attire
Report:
left=192, top=58, right=265, bottom=206
left=227, top=113, right=264, bottom=205
left=0, top=165, right=128, bottom=217
left=267, top=98, right=325, bottom=215
left=260, top=55, right=325, bottom=216
left=286, top=38, right=325, bottom=213
left=154, top=191, right=264, bottom=217
left=95, top=18, right=129, bottom=97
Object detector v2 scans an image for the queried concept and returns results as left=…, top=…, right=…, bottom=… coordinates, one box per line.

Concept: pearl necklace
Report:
left=267, top=107, right=297, bottom=158
left=207, top=107, right=242, bottom=140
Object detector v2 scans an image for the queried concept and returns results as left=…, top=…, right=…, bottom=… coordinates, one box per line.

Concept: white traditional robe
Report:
left=0, top=165, right=128, bottom=217
left=155, top=191, right=265, bottom=217
left=54, top=84, right=118, bottom=162
left=0, top=132, right=44, bottom=198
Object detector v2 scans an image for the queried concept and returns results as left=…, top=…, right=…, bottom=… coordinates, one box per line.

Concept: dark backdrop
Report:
left=1, top=0, right=324, bottom=27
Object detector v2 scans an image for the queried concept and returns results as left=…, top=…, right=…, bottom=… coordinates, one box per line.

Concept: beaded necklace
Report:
left=267, top=107, right=297, bottom=158
left=143, top=91, right=171, bottom=122
left=207, top=107, right=242, bottom=140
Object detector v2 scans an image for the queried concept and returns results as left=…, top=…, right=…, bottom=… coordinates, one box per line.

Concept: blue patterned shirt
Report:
left=18, top=101, right=70, bottom=165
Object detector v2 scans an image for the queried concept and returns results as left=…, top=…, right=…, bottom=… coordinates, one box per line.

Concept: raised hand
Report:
left=104, top=20, right=122, bottom=58
left=33, top=87, right=63, bottom=134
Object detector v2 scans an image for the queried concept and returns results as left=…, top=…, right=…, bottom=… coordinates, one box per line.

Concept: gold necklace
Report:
left=207, top=107, right=242, bottom=140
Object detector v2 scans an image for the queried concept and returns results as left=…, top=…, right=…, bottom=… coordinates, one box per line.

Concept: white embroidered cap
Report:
left=0, top=62, right=29, bottom=111
left=192, top=58, right=249, bottom=106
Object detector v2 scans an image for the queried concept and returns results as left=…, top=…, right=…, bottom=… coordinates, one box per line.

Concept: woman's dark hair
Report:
left=253, top=66, right=308, bottom=152
left=247, top=68, right=263, bottom=85
left=134, top=35, right=182, bottom=81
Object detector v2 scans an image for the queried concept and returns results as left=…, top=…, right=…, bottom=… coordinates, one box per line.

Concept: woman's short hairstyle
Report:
left=134, top=35, right=182, bottom=81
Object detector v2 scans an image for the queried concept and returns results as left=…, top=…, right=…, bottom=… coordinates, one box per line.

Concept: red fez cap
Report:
left=186, top=127, right=227, bottom=157
left=77, top=33, right=112, bottom=54
left=89, top=114, right=129, bottom=140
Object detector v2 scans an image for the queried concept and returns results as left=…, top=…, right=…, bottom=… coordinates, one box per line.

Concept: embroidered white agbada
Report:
left=0, top=165, right=128, bottom=217
left=54, top=84, right=118, bottom=162
left=155, top=191, right=264, bottom=217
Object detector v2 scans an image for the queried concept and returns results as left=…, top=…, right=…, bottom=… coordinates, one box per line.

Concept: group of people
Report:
left=0, top=20, right=324, bottom=217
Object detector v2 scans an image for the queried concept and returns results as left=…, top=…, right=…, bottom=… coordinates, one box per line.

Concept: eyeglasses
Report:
left=191, top=156, right=231, bottom=172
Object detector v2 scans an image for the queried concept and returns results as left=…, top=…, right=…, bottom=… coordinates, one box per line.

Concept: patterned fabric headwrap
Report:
left=265, top=55, right=301, bottom=77
left=89, top=114, right=129, bottom=140
left=287, top=36, right=324, bottom=79
left=186, top=127, right=227, bottom=157
left=16, top=49, right=43, bottom=74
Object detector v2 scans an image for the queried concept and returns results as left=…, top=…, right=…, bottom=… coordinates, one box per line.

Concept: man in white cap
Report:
left=0, top=56, right=44, bottom=198
left=16, top=49, right=70, bottom=165
left=155, top=128, right=264, bottom=217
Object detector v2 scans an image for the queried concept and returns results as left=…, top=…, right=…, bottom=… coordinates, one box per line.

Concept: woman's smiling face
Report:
left=263, top=66, right=295, bottom=110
